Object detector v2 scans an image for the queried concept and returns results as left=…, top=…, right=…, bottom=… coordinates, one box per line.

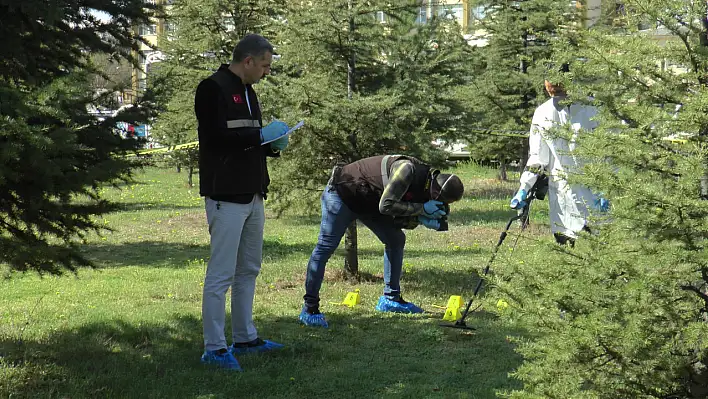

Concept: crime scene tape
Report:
left=124, top=128, right=688, bottom=158
left=468, top=128, right=690, bottom=144
left=127, top=140, right=199, bottom=157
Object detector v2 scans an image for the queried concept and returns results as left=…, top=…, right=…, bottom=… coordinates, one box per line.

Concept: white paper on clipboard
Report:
left=262, top=120, right=305, bottom=145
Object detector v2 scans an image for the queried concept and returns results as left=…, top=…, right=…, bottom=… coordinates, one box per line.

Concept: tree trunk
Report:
left=187, top=166, right=194, bottom=188
left=347, top=0, right=356, bottom=100
left=497, top=160, right=508, bottom=181
left=343, top=221, right=359, bottom=279
left=519, top=29, right=530, bottom=178
left=343, top=0, right=359, bottom=277
left=520, top=138, right=529, bottom=174
left=701, top=11, right=708, bottom=199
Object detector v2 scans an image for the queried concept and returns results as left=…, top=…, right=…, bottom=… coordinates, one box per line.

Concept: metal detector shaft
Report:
left=453, top=201, right=531, bottom=327
left=442, top=174, right=547, bottom=331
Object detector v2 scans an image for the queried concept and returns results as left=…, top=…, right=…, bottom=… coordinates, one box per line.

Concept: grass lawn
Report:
left=1, top=162, right=553, bottom=399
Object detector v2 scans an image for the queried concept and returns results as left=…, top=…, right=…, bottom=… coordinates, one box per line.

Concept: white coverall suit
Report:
left=516, top=97, right=599, bottom=239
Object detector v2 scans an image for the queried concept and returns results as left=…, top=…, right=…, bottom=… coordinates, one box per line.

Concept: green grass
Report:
left=0, top=162, right=552, bottom=399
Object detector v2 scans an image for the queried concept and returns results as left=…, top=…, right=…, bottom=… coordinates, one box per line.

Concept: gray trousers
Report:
left=202, top=196, right=264, bottom=351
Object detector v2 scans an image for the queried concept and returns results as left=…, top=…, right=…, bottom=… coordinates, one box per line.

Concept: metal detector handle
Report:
left=528, top=173, right=548, bottom=202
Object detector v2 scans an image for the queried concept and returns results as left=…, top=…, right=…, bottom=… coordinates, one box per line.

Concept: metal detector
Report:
left=441, top=175, right=548, bottom=331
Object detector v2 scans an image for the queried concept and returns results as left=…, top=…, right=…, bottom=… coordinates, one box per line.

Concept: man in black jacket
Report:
left=299, top=155, right=465, bottom=328
left=195, top=34, right=289, bottom=371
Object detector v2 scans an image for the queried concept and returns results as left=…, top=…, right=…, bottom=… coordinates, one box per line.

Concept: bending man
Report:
left=299, top=155, right=465, bottom=328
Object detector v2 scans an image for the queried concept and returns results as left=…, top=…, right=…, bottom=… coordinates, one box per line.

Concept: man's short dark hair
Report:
left=231, top=34, right=274, bottom=63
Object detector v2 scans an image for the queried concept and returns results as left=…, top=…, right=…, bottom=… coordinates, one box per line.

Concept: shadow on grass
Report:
left=82, top=239, right=318, bottom=269
left=353, top=245, right=483, bottom=260
left=115, top=202, right=201, bottom=212
left=405, top=266, right=490, bottom=300
left=108, top=180, right=149, bottom=189
left=82, top=241, right=209, bottom=268
left=0, top=312, right=524, bottom=399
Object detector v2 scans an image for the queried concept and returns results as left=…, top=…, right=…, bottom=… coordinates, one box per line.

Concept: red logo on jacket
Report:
left=232, top=94, right=244, bottom=104
left=403, top=192, right=414, bottom=201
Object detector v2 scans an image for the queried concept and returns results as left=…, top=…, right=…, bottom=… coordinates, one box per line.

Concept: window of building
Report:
left=471, top=5, right=487, bottom=20
left=139, top=24, right=157, bottom=36
left=437, top=4, right=464, bottom=23
left=223, top=17, right=236, bottom=32
left=415, top=7, right=427, bottom=24
left=375, top=11, right=387, bottom=23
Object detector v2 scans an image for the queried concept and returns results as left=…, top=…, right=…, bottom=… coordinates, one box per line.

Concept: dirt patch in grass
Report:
left=166, top=211, right=205, bottom=231
left=467, top=178, right=517, bottom=200
left=324, top=268, right=384, bottom=284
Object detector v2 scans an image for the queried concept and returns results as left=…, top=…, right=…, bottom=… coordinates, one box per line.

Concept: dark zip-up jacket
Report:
left=195, top=64, right=279, bottom=202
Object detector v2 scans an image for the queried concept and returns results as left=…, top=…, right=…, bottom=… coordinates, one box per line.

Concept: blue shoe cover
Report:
left=230, top=338, right=284, bottom=355
left=200, top=349, right=242, bottom=371
left=375, top=295, right=423, bottom=314
left=299, top=307, right=329, bottom=328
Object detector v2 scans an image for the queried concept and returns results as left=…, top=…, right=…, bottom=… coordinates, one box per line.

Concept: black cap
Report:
left=432, top=173, right=464, bottom=203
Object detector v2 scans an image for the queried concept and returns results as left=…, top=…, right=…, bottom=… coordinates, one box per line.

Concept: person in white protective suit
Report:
left=510, top=70, right=607, bottom=246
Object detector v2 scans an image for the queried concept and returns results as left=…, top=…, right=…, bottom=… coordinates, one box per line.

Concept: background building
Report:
left=129, top=0, right=172, bottom=101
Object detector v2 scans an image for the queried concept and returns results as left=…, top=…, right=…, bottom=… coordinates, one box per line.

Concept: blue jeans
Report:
left=304, top=187, right=406, bottom=309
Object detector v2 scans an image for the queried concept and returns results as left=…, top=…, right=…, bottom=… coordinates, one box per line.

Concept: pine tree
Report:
left=464, top=0, right=575, bottom=179
left=263, top=0, right=475, bottom=276
left=149, top=0, right=283, bottom=186
left=0, top=1, right=158, bottom=274
left=494, top=1, right=708, bottom=397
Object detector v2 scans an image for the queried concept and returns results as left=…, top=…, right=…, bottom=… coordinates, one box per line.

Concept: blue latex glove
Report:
left=423, top=200, right=446, bottom=219
left=261, top=120, right=289, bottom=143
left=271, top=134, right=289, bottom=151
left=594, top=197, right=610, bottom=212
left=510, top=189, right=528, bottom=209
left=417, top=215, right=440, bottom=230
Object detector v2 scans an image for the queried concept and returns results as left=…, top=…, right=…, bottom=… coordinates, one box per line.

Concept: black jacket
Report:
left=195, top=64, right=279, bottom=202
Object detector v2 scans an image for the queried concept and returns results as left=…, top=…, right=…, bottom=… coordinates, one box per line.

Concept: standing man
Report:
left=195, top=34, right=289, bottom=370
left=510, top=65, right=606, bottom=247
left=299, top=155, right=465, bottom=328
